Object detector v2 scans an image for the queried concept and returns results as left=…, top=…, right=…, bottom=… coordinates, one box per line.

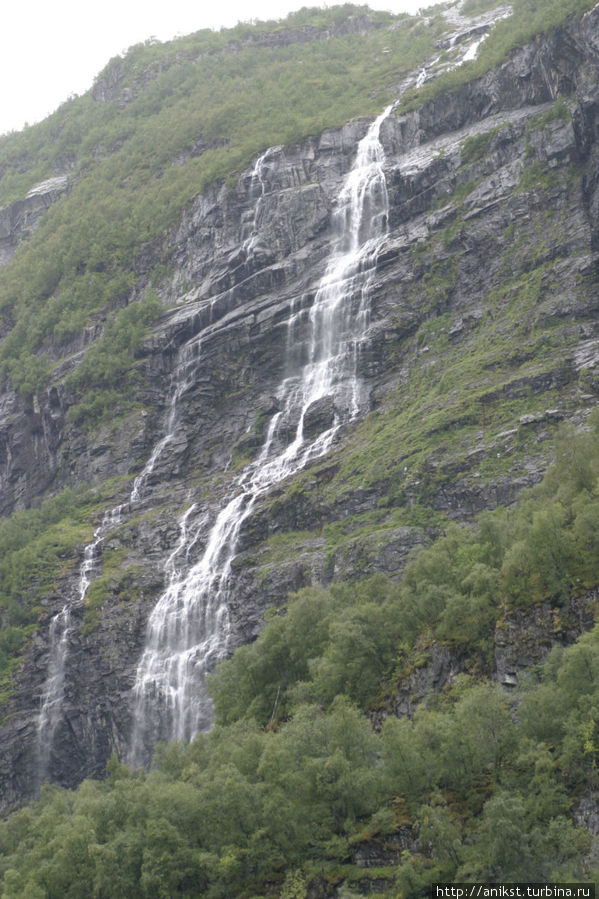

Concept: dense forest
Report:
left=1, top=0, right=599, bottom=895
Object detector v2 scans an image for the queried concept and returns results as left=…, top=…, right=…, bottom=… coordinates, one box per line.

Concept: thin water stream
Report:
left=36, top=344, right=204, bottom=780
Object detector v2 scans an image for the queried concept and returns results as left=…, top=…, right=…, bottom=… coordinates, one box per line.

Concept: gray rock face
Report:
left=375, top=642, right=464, bottom=724
left=3, top=8, right=599, bottom=805
left=0, top=176, right=69, bottom=267
left=303, top=396, right=336, bottom=437
left=494, top=590, right=598, bottom=687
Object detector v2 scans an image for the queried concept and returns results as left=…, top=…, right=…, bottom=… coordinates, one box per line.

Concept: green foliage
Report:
left=517, top=159, right=560, bottom=193
left=0, top=487, right=100, bottom=708
left=0, top=5, right=446, bottom=406
left=83, top=560, right=142, bottom=635
left=526, top=96, right=572, bottom=131
left=211, top=423, right=599, bottom=743
left=210, top=576, right=403, bottom=725
left=65, top=290, right=162, bottom=427
left=2, top=643, right=597, bottom=895
left=460, top=125, right=502, bottom=163
left=0, top=4, right=598, bottom=894
left=401, top=0, right=596, bottom=113
left=0, top=699, right=381, bottom=897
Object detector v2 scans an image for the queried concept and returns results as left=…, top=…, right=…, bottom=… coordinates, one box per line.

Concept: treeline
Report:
left=212, top=415, right=599, bottom=730
left=1, top=419, right=599, bottom=896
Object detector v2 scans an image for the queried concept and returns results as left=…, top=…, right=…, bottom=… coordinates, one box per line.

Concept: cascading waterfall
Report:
left=242, top=145, right=281, bottom=258
left=35, top=341, right=204, bottom=782
left=36, top=605, right=72, bottom=781
left=129, top=104, right=394, bottom=766
left=130, top=340, right=202, bottom=504
left=36, top=504, right=124, bottom=784
left=79, top=506, right=126, bottom=599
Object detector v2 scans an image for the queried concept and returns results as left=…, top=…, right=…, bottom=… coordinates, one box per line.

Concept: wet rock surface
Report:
left=3, top=8, right=599, bottom=804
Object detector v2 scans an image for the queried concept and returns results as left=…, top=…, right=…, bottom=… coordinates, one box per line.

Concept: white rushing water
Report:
left=129, top=104, right=394, bottom=765
left=36, top=504, right=125, bottom=783
left=242, top=145, right=281, bottom=258
left=131, top=341, right=202, bottom=504
left=79, top=506, right=126, bottom=598
left=36, top=605, right=72, bottom=780
left=35, top=341, right=204, bottom=781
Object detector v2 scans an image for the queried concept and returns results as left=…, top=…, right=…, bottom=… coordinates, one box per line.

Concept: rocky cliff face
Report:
left=2, top=4, right=599, bottom=808
left=0, top=176, right=69, bottom=268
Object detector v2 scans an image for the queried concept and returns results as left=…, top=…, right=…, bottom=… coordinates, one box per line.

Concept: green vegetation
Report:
left=1, top=422, right=599, bottom=895
left=213, top=415, right=599, bottom=725
left=400, top=0, right=596, bottom=112
left=82, top=556, right=142, bottom=636
left=0, top=3, right=598, bottom=895
left=526, top=97, right=573, bottom=131
left=460, top=125, right=504, bottom=163
left=0, top=487, right=99, bottom=700
left=0, top=5, right=446, bottom=408
left=0, top=0, right=589, bottom=413
left=65, top=289, right=162, bottom=427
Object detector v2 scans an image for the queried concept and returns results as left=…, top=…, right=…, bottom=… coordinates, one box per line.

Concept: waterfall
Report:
left=129, top=104, right=394, bottom=765
left=35, top=341, right=204, bottom=782
left=36, top=605, right=71, bottom=781
left=131, top=341, right=202, bottom=504
left=78, top=506, right=126, bottom=599
left=36, top=504, right=125, bottom=784
left=242, top=145, right=282, bottom=258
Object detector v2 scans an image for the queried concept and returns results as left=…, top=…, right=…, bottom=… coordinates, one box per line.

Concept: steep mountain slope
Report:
left=1, top=0, right=599, bottom=888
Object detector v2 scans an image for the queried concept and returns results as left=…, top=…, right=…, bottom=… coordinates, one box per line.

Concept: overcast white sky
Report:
left=0, top=0, right=428, bottom=137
